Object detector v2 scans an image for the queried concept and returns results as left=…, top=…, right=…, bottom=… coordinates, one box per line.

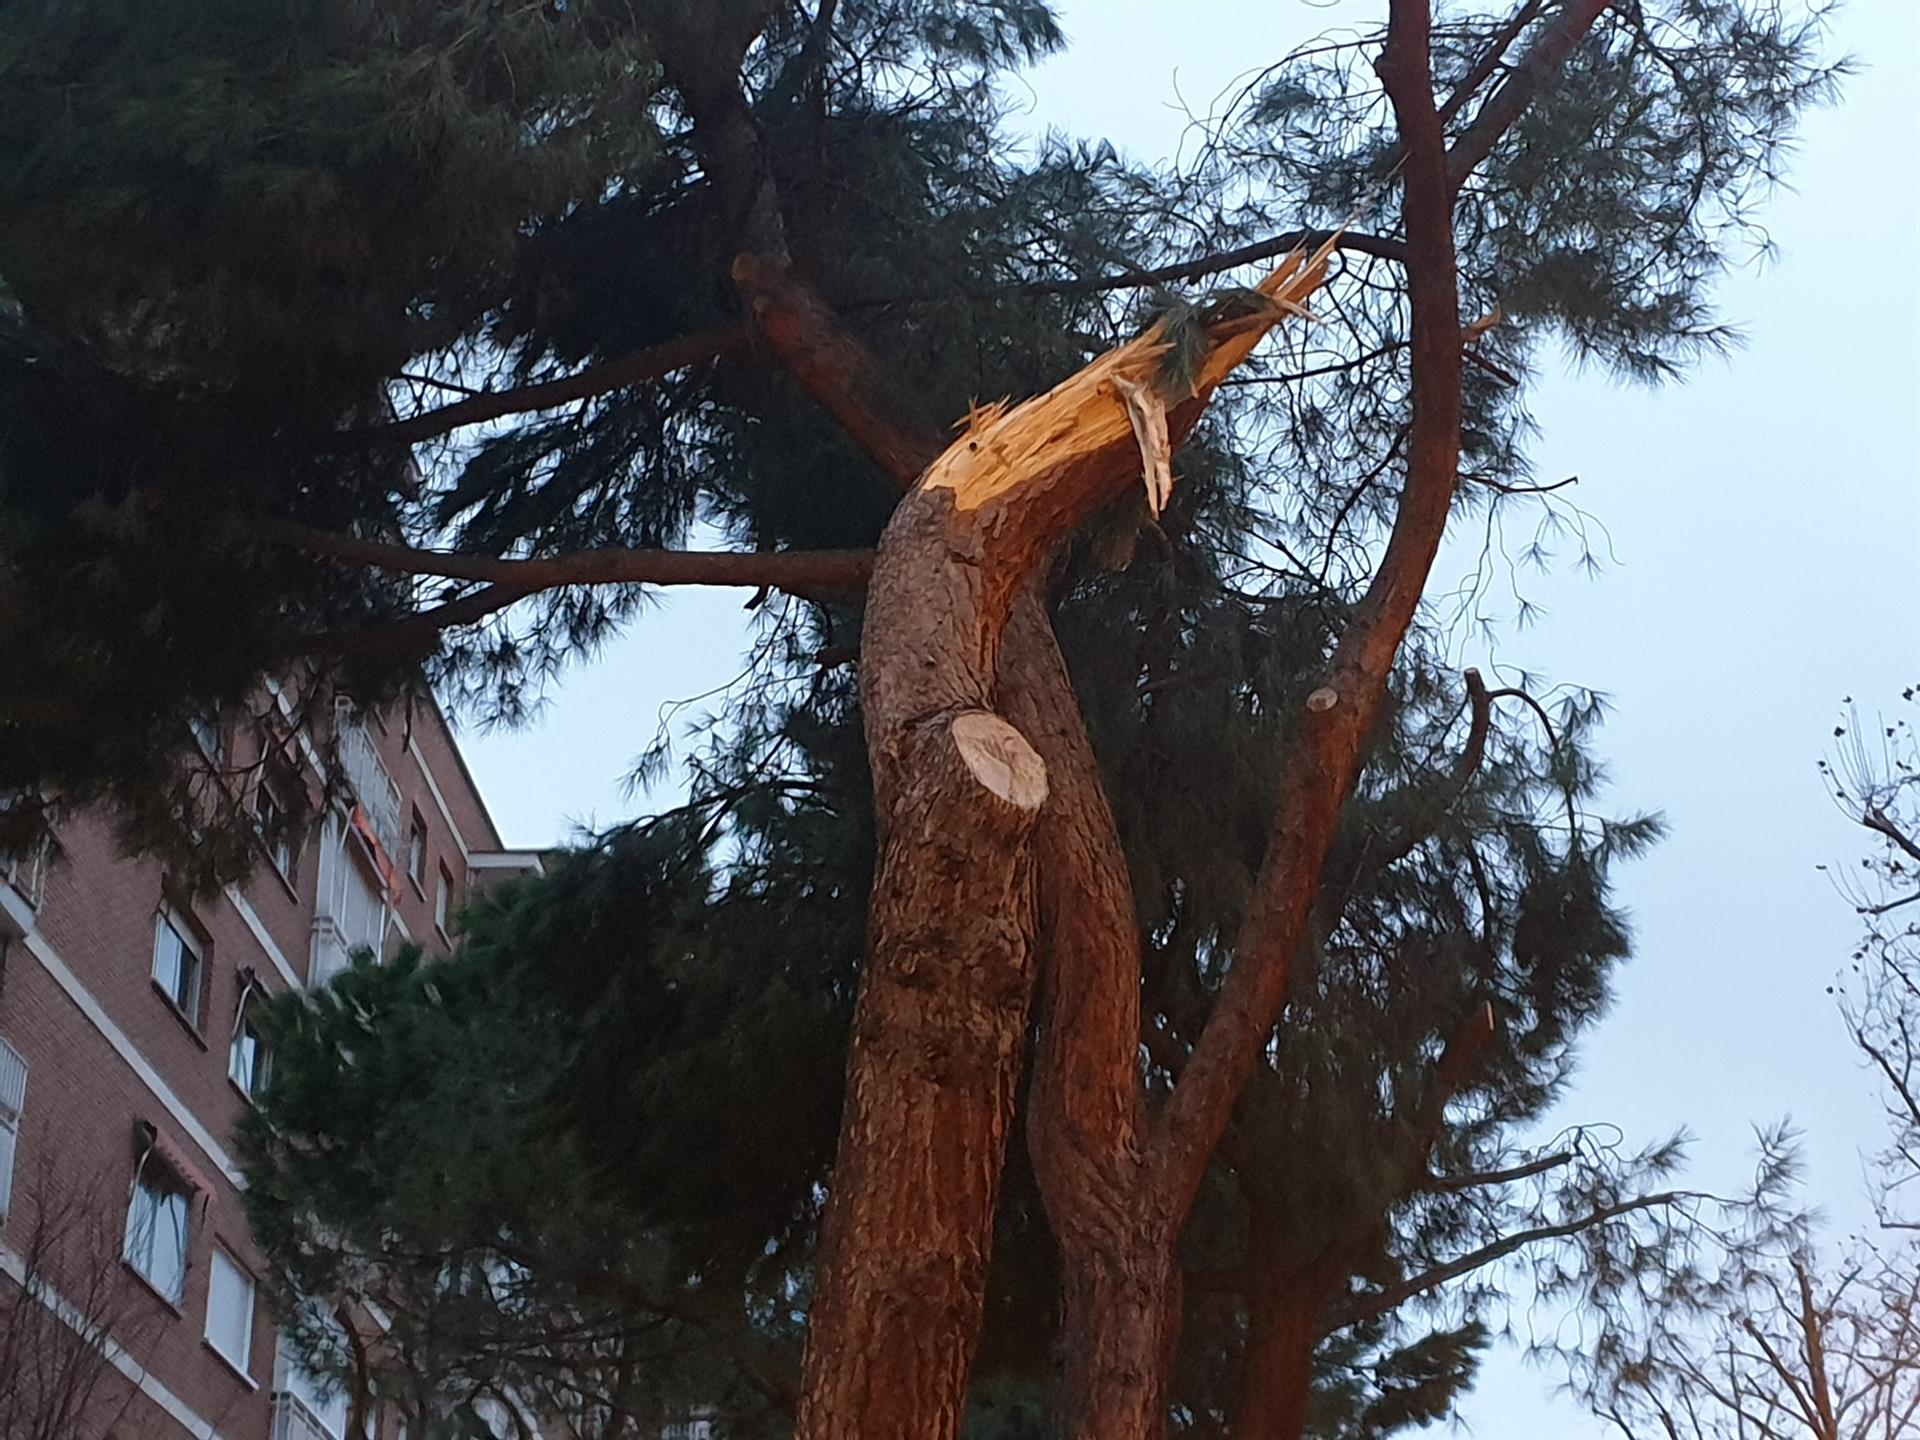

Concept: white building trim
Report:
left=0, top=1242, right=230, bottom=1439
left=467, top=851, right=545, bottom=874
left=406, top=737, right=471, bottom=861
left=221, top=887, right=303, bottom=991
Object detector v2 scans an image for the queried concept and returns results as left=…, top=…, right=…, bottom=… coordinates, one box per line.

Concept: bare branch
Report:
left=344, top=326, right=747, bottom=448
left=1328, top=1191, right=1692, bottom=1331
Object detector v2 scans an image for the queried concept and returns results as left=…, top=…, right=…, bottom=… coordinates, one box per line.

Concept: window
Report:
left=125, top=1151, right=191, bottom=1303
left=188, top=712, right=226, bottom=766
left=152, top=909, right=204, bottom=1027
left=204, top=1248, right=255, bottom=1375
left=0, top=1037, right=25, bottom=1222
left=434, top=862, right=453, bottom=941
left=254, top=777, right=296, bottom=881
left=228, top=989, right=271, bottom=1101
left=407, top=809, right=427, bottom=891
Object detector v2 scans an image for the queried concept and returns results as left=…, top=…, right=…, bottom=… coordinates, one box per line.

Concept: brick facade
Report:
left=0, top=692, right=542, bottom=1440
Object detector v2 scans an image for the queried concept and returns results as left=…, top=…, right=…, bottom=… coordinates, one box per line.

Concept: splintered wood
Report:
left=921, top=239, right=1335, bottom=520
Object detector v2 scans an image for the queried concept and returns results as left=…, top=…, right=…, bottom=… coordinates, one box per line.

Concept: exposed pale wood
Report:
left=950, top=711, right=1048, bottom=810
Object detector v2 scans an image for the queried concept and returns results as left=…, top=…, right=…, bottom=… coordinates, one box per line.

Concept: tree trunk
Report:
left=999, top=595, right=1177, bottom=1440
left=1233, top=1292, right=1323, bottom=1440
left=798, top=254, right=1330, bottom=1438
left=794, top=697, right=1047, bottom=1439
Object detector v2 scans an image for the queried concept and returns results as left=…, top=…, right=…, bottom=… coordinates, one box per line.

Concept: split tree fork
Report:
left=784, top=3, right=1613, bottom=1435
left=271, top=1, right=1618, bottom=1434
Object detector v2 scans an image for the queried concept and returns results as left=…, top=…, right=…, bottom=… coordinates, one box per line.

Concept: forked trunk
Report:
left=798, top=251, right=1328, bottom=1438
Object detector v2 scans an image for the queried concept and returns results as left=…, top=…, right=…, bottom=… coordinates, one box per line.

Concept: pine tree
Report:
left=0, top=1, right=1842, bottom=1435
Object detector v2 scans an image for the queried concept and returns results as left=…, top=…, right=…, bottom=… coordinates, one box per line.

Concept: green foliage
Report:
left=1, top=0, right=1847, bottom=1433
left=0, top=0, right=665, bottom=400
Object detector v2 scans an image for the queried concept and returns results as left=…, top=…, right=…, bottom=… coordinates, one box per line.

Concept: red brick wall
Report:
left=0, top=690, right=504, bottom=1440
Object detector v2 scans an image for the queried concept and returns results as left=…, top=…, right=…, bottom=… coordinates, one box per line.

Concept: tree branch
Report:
left=1425, top=1147, right=1577, bottom=1193
left=1446, top=0, right=1617, bottom=189
left=1147, top=0, right=1466, bottom=1223
left=1327, top=1191, right=1691, bottom=1331
left=1864, top=808, right=1920, bottom=868
left=345, top=326, right=747, bottom=448
left=1438, top=0, right=1550, bottom=126
left=1013, top=230, right=1407, bottom=298
left=271, top=528, right=872, bottom=660
left=260, top=521, right=872, bottom=593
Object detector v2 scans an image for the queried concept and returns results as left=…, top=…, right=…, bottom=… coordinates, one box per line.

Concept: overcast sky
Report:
left=458, top=3, right=1920, bottom=1432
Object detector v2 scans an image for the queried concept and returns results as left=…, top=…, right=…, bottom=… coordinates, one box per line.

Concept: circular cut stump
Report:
left=950, top=711, right=1049, bottom=812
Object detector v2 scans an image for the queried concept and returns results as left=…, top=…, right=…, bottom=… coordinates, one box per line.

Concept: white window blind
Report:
left=205, top=1248, right=255, bottom=1374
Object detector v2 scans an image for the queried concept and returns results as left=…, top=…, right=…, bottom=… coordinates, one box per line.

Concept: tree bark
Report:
left=794, top=699, right=1048, bottom=1439
left=799, top=258, right=1328, bottom=1437
left=1234, top=1290, right=1325, bottom=1440
left=999, top=596, right=1180, bottom=1438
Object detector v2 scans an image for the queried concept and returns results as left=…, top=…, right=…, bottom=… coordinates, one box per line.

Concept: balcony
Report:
left=333, top=705, right=403, bottom=864
left=270, top=1392, right=336, bottom=1440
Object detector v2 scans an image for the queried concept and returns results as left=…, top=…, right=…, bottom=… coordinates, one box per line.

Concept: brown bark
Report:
left=797, top=255, right=1326, bottom=1438
left=999, top=596, right=1180, bottom=1437
left=1233, top=1249, right=1342, bottom=1440
left=794, top=698, right=1048, bottom=1439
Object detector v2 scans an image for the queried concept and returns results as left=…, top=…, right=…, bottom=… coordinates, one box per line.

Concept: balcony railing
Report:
left=333, top=705, right=403, bottom=863
left=271, top=1392, right=336, bottom=1440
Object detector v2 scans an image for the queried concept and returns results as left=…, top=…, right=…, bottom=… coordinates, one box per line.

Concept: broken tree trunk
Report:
left=795, top=253, right=1329, bottom=1440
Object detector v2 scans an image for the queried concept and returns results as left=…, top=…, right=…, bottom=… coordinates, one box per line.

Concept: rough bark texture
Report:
left=1000, top=596, right=1181, bottom=1438
left=794, top=699, right=1047, bottom=1439
left=794, top=243, right=1328, bottom=1439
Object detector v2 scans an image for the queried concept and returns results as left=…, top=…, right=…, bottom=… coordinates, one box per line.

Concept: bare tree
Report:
left=0, top=1150, right=158, bottom=1440
left=1559, top=694, right=1920, bottom=1438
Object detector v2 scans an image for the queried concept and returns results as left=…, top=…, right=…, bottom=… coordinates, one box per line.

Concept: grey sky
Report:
left=457, top=3, right=1920, bottom=1432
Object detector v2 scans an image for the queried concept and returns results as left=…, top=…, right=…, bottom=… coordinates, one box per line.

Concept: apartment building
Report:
left=0, top=689, right=543, bottom=1440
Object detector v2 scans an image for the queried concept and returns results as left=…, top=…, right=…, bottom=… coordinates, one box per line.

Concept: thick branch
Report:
left=274, top=529, right=871, bottom=660
left=262, top=522, right=873, bottom=592
left=1446, top=0, right=1616, bottom=188
left=677, top=66, right=938, bottom=488
left=1147, top=0, right=1466, bottom=1223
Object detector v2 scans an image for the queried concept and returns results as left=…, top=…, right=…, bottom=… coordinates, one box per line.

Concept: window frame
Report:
left=227, top=985, right=272, bottom=1103
left=203, top=1245, right=257, bottom=1377
left=434, top=861, right=453, bottom=943
left=406, top=808, right=428, bottom=895
left=252, top=773, right=297, bottom=885
left=0, top=1036, right=24, bottom=1224
left=151, top=907, right=206, bottom=1031
left=124, top=1149, right=192, bottom=1306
